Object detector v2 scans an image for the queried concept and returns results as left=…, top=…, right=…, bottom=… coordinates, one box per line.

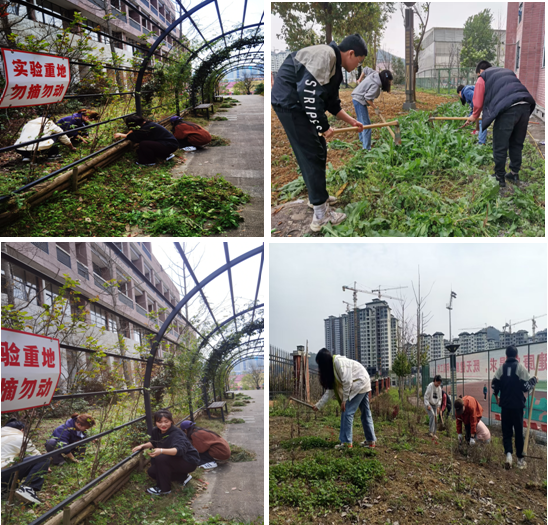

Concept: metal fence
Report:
left=269, top=345, right=294, bottom=400
left=416, top=67, right=476, bottom=94
left=428, top=342, right=547, bottom=432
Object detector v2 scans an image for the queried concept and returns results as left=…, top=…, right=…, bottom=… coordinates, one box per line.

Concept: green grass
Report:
left=278, top=101, right=545, bottom=237
left=227, top=418, right=245, bottom=424
left=2, top=153, right=249, bottom=236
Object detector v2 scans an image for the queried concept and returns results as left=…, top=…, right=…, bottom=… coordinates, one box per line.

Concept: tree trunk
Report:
left=323, top=3, right=333, bottom=44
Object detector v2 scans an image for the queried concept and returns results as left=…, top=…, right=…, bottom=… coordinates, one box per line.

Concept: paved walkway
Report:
left=192, top=389, right=264, bottom=522
left=174, top=95, right=264, bottom=237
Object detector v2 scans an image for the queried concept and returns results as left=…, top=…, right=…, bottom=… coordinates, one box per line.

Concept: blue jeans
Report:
left=478, top=120, right=487, bottom=144
left=352, top=99, right=371, bottom=150
left=339, top=392, right=376, bottom=444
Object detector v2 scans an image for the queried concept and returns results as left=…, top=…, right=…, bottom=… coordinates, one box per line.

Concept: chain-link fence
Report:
left=428, top=342, right=547, bottom=432
left=416, top=67, right=476, bottom=94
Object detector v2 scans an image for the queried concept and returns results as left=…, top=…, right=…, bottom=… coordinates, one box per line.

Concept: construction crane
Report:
left=503, top=314, right=547, bottom=335
left=343, top=300, right=365, bottom=313
left=342, top=282, right=406, bottom=373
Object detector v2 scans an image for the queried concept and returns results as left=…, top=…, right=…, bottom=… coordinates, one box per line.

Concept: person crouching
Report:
left=169, top=117, right=212, bottom=149
left=132, top=410, right=200, bottom=495
left=180, top=420, right=231, bottom=469
left=45, top=413, right=95, bottom=465
left=114, top=115, right=179, bottom=166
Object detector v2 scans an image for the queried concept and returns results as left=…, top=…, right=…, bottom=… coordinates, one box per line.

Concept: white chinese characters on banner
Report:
left=0, top=49, right=70, bottom=109
left=1, top=329, right=61, bottom=413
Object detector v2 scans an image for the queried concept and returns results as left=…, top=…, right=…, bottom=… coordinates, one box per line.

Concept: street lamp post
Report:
left=403, top=2, right=417, bottom=110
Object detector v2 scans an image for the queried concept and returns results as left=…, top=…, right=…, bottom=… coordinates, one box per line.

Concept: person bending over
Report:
left=45, top=413, right=95, bottom=466
left=132, top=410, right=200, bottom=495
left=272, top=34, right=367, bottom=231
left=57, top=109, right=100, bottom=144
left=169, top=117, right=212, bottom=149
left=180, top=420, right=231, bottom=469
left=114, top=115, right=179, bottom=166
left=312, top=348, right=376, bottom=449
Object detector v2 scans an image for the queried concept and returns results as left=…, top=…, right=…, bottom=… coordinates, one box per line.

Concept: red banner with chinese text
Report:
left=0, top=48, right=70, bottom=109
left=1, top=328, right=61, bottom=413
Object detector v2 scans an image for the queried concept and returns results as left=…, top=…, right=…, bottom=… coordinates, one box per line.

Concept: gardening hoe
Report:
left=290, top=397, right=315, bottom=410
left=320, top=120, right=401, bottom=145
left=523, top=354, right=540, bottom=456
left=427, top=116, right=469, bottom=128
left=375, top=109, right=402, bottom=145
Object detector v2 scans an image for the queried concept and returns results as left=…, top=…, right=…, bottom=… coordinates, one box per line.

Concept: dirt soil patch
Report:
left=271, top=87, right=455, bottom=202
left=269, top=393, right=547, bottom=525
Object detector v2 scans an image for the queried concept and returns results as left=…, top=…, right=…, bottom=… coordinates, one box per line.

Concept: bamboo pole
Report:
left=376, top=110, right=396, bottom=140
left=42, top=454, right=144, bottom=525
left=321, top=120, right=399, bottom=136
left=523, top=354, right=540, bottom=455
left=290, top=397, right=315, bottom=409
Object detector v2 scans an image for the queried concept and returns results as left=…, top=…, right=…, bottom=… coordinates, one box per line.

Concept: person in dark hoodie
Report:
left=492, top=345, right=537, bottom=470
left=180, top=420, right=231, bottom=469
left=132, top=410, right=200, bottom=495
left=45, top=413, right=95, bottom=465
left=463, top=60, right=536, bottom=187
left=272, top=34, right=367, bottom=232
left=113, top=115, right=179, bottom=166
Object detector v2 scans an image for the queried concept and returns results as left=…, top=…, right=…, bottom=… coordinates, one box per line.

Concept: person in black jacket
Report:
left=114, top=115, right=179, bottom=166
left=491, top=346, right=537, bottom=470
left=463, top=60, right=536, bottom=187
left=272, top=34, right=367, bottom=232
left=132, top=410, right=200, bottom=495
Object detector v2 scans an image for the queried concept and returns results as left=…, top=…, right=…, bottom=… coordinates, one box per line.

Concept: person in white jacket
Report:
left=424, top=375, right=443, bottom=439
left=351, top=68, right=393, bottom=150
left=312, top=348, right=376, bottom=449
left=1, top=419, right=50, bottom=504
left=14, top=117, right=76, bottom=162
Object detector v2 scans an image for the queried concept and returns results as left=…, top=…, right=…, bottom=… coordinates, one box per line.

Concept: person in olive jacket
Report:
left=180, top=420, right=231, bottom=469
left=132, top=410, right=200, bottom=495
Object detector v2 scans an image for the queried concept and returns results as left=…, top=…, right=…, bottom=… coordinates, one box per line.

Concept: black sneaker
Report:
left=15, top=486, right=42, bottom=504
left=505, top=172, right=519, bottom=183
left=494, top=174, right=506, bottom=188
left=146, top=486, right=171, bottom=495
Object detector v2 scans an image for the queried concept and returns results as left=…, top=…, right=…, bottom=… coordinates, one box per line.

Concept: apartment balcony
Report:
left=118, top=292, right=134, bottom=309
left=129, top=18, right=141, bottom=31
left=151, top=6, right=158, bottom=15
left=112, top=8, right=127, bottom=22
left=56, top=246, right=71, bottom=269
left=136, top=304, right=147, bottom=317
left=142, top=244, right=152, bottom=260
left=139, top=0, right=149, bottom=6
left=77, top=262, right=89, bottom=280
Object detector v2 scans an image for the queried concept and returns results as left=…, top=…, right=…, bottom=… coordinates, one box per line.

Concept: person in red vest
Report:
left=169, top=117, right=212, bottom=149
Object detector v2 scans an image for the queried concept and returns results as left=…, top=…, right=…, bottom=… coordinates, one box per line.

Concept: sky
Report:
left=269, top=243, right=547, bottom=353
left=271, top=2, right=508, bottom=57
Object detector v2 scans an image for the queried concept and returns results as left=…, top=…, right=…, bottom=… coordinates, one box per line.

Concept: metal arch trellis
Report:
left=2, top=241, right=263, bottom=525
left=222, top=349, right=264, bottom=389
left=134, top=0, right=264, bottom=114
left=142, top=241, right=264, bottom=433
left=216, top=343, right=264, bottom=388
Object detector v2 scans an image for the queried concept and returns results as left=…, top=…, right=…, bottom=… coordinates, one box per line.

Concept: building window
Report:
left=543, top=43, right=545, bottom=69
left=518, top=3, right=523, bottom=23
left=91, top=303, right=107, bottom=328
left=516, top=42, right=521, bottom=70
left=33, top=0, right=63, bottom=27
left=85, top=20, right=101, bottom=42
left=43, top=282, right=59, bottom=308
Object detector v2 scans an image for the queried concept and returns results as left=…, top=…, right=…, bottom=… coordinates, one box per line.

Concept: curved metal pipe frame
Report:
left=207, top=337, right=264, bottom=384
left=142, top=244, right=263, bottom=433
left=221, top=350, right=264, bottom=391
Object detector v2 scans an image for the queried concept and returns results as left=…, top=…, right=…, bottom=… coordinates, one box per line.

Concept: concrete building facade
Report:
left=2, top=241, right=186, bottom=392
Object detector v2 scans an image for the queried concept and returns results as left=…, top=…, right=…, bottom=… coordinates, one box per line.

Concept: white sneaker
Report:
left=310, top=204, right=346, bottom=232
left=181, top=146, right=197, bottom=152
left=165, top=153, right=175, bottom=161
left=307, top=195, right=337, bottom=209
left=200, top=461, right=218, bottom=470
left=146, top=486, right=171, bottom=495
left=183, top=474, right=192, bottom=485
left=15, top=486, right=42, bottom=504
left=517, top=458, right=526, bottom=470
left=505, top=452, right=512, bottom=469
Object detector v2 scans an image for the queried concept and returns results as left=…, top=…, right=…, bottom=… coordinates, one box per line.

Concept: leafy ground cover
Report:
left=269, top=390, right=547, bottom=525
left=271, top=89, right=545, bottom=237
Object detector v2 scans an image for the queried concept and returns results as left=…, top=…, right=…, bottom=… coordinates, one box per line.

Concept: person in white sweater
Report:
left=14, top=117, right=76, bottom=162
left=351, top=68, right=393, bottom=150
left=424, top=375, right=443, bottom=439
left=312, top=348, right=376, bottom=449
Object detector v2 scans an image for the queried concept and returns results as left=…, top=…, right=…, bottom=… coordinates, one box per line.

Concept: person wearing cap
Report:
left=454, top=395, right=490, bottom=445
left=492, top=345, right=538, bottom=469
left=132, top=410, right=200, bottom=495
left=463, top=60, right=536, bottom=187
left=1, top=419, right=50, bottom=505
left=456, top=84, right=487, bottom=145
left=169, top=117, right=212, bottom=150
left=351, top=68, right=393, bottom=150
left=272, top=34, right=367, bottom=232
left=180, top=421, right=231, bottom=470
left=424, top=375, right=443, bottom=439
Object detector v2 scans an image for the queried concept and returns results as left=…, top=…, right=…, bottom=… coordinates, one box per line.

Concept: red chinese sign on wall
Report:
left=1, top=329, right=61, bottom=413
left=0, top=49, right=70, bottom=109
